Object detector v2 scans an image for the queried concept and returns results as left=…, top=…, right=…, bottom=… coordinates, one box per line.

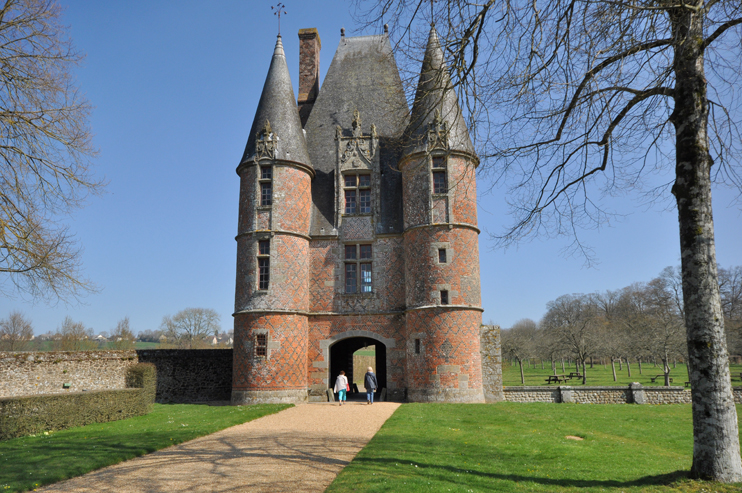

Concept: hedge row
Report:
left=0, top=363, right=156, bottom=441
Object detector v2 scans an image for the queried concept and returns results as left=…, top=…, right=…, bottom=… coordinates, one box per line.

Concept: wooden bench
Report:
left=650, top=375, right=673, bottom=384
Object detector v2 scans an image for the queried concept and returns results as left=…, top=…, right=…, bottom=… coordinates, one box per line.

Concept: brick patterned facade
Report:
left=231, top=28, right=496, bottom=404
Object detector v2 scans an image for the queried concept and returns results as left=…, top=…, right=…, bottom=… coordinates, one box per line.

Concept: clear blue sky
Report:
left=3, top=1, right=741, bottom=335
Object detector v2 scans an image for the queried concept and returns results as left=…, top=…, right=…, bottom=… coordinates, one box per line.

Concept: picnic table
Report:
left=568, top=372, right=582, bottom=379
left=545, top=375, right=568, bottom=384
left=650, top=374, right=673, bottom=384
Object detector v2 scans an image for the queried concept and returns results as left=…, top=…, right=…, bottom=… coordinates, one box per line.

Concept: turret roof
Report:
left=240, top=36, right=312, bottom=168
left=403, top=26, right=475, bottom=157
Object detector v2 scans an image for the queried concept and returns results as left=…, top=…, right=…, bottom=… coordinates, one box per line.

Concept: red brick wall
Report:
left=233, top=313, right=308, bottom=391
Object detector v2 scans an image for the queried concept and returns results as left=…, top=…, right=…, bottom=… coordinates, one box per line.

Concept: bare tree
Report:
left=501, top=318, right=537, bottom=384
left=0, top=310, right=33, bottom=351
left=109, top=316, right=135, bottom=350
left=358, top=0, right=742, bottom=481
left=160, top=308, right=221, bottom=349
left=719, top=266, right=742, bottom=358
left=55, top=316, right=95, bottom=351
left=0, top=0, right=102, bottom=303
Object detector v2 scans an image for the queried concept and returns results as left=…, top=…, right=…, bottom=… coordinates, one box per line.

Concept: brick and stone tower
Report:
left=232, top=35, right=314, bottom=405
left=401, top=25, right=485, bottom=403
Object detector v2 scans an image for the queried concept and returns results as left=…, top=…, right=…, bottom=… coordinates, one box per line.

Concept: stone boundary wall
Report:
left=505, top=384, right=742, bottom=404
left=0, top=350, right=138, bottom=398
left=137, top=349, right=232, bottom=403
left=480, top=325, right=504, bottom=403
left=1, top=349, right=233, bottom=404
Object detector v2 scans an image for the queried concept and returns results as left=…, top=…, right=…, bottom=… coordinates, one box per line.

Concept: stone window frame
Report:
left=438, top=248, right=447, bottom=264
left=431, top=155, right=448, bottom=195
left=440, top=289, right=449, bottom=305
left=259, top=165, right=273, bottom=207
left=343, top=243, right=373, bottom=294
left=257, top=239, right=270, bottom=290
left=342, top=172, right=372, bottom=215
left=252, top=328, right=278, bottom=360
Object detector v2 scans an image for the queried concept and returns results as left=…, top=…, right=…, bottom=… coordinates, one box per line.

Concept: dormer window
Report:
left=432, top=157, right=447, bottom=194
left=344, top=173, right=371, bottom=214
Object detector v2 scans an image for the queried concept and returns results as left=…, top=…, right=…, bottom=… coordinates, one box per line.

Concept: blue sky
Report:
left=2, top=1, right=741, bottom=335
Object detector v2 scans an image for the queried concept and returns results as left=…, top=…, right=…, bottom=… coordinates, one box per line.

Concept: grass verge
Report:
left=327, top=403, right=742, bottom=492
left=0, top=402, right=290, bottom=492
left=503, top=361, right=742, bottom=387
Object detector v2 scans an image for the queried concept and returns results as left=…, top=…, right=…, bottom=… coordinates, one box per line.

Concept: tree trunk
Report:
left=518, top=359, right=525, bottom=385
left=581, top=360, right=586, bottom=385
left=561, top=359, right=565, bottom=373
left=627, top=359, right=632, bottom=378
left=541, top=359, right=544, bottom=370
left=611, top=359, right=617, bottom=382
left=638, top=358, right=643, bottom=375
left=669, top=9, right=742, bottom=482
left=590, top=356, right=594, bottom=369
left=575, top=360, right=579, bottom=373
left=663, top=357, right=671, bottom=387
left=618, top=358, right=623, bottom=371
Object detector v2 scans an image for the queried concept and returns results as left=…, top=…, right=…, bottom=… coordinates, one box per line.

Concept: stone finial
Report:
left=352, top=109, right=362, bottom=137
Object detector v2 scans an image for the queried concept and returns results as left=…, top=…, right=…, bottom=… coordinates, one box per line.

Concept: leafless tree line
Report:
left=502, top=265, right=742, bottom=386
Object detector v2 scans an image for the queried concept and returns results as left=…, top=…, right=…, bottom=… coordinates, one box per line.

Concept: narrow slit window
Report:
left=438, top=248, right=447, bottom=263
left=415, top=338, right=421, bottom=354
left=441, top=290, right=449, bottom=305
left=261, top=182, right=272, bottom=206
left=255, top=333, right=267, bottom=357
left=433, top=171, right=447, bottom=194
left=257, top=240, right=270, bottom=290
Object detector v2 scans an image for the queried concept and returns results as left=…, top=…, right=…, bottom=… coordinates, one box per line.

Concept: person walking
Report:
left=334, top=370, right=349, bottom=406
left=364, top=367, right=378, bottom=404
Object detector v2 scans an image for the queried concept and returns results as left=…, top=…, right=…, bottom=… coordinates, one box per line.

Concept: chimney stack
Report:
left=297, top=28, right=321, bottom=127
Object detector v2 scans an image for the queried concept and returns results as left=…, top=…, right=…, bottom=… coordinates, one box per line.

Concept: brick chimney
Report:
left=297, top=28, right=320, bottom=127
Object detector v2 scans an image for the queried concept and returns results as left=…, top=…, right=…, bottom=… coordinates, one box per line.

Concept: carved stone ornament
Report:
left=352, top=109, right=362, bottom=138
left=254, top=120, right=277, bottom=162
left=426, top=109, right=449, bottom=151
left=339, top=110, right=377, bottom=165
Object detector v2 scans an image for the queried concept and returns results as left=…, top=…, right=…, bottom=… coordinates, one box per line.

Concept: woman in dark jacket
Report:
left=364, top=367, right=378, bottom=404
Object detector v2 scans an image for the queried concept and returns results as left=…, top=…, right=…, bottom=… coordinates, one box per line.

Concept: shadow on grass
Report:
left=349, top=457, right=691, bottom=489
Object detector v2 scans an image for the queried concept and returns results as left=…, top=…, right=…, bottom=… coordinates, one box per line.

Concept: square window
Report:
left=344, top=174, right=357, bottom=187
left=433, top=171, right=447, bottom=194
left=255, top=333, right=267, bottom=357
left=359, top=189, right=371, bottom=213
left=259, top=240, right=270, bottom=255
left=261, top=166, right=272, bottom=180
left=359, top=175, right=371, bottom=187
left=261, top=182, right=272, bottom=206
left=441, top=290, right=449, bottom=305
left=258, top=258, right=270, bottom=290
left=345, top=263, right=357, bottom=294
left=359, top=244, right=372, bottom=259
left=345, top=245, right=357, bottom=260
left=438, top=248, right=447, bottom=263
left=345, top=190, right=357, bottom=214
left=432, top=157, right=446, bottom=169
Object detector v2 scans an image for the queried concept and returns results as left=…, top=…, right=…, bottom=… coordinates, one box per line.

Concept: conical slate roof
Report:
left=403, top=26, right=475, bottom=157
left=240, top=36, right=312, bottom=168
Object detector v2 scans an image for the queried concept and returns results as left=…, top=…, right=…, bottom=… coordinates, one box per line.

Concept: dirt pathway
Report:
left=39, top=402, right=400, bottom=493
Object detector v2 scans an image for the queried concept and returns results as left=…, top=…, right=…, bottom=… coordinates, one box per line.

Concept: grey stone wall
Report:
left=504, top=384, right=742, bottom=404
left=480, top=325, right=504, bottom=402
left=137, top=349, right=232, bottom=403
left=503, top=386, right=561, bottom=403
left=0, top=350, right=138, bottom=398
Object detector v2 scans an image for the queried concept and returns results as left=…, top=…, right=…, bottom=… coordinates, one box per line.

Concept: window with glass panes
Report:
left=255, top=333, right=267, bottom=357
left=259, top=166, right=272, bottom=206
left=344, top=173, right=371, bottom=214
left=432, top=157, right=447, bottom=194
left=344, top=244, right=372, bottom=293
left=257, top=240, right=270, bottom=290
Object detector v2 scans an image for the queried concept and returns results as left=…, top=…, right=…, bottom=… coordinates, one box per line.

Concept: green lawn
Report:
left=327, top=403, right=742, bottom=492
left=0, top=403, right=290, bottom=492
left=503, top=360, right=742, bottom=387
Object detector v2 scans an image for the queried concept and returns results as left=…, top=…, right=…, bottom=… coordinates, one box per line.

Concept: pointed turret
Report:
left=403, top=25, right=475, bottom=157
left=240, top=36, right=312, bottom=168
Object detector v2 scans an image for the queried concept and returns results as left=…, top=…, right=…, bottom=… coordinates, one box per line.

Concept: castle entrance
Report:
left=329, top=337, right=387, bottom=401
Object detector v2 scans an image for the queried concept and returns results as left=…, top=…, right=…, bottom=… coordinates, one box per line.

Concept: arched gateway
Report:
left=231, top=26, right=492, bottom=404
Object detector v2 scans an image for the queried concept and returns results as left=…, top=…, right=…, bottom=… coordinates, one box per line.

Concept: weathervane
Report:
left=272, top=3, right=287, bottom=36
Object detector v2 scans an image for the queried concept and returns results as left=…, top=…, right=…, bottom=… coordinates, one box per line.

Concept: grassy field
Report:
left=503, top=360, right=742, bottom=387
left=327, top=402, right=742, bottom=493
left=0, top=403, right=290, bottom=492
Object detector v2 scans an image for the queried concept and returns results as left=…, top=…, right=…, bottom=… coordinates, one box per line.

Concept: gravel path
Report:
left=39, top=402, right=400, bottom=493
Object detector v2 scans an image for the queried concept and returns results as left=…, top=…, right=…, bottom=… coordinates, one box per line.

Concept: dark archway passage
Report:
left=329, top=337, right=386, bottom=400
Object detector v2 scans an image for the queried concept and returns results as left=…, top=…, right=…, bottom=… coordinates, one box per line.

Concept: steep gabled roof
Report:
left=304, top=34, right=409, bottom=235
left=240, top=36, right=312, bottom=168
left=403, top=26, right=475, bottom=158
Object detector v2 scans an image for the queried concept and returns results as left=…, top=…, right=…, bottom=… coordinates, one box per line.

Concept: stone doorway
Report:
left=329, top=337, right=387, bottom=400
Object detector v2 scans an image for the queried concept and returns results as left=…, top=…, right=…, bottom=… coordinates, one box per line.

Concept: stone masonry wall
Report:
left=480, top=325, right=504, bottom=403
left=504, top=384, right=742, bottom=404
left=0, top=350, right=138, bottom=398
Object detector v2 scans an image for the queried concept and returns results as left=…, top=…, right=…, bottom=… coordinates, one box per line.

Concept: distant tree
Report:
left=501, top=318, right=536, bottom=385
left=719, top=266, right=742, bottom=358
left=160, top=308, right=221, bottom=349
left=0, top=0, right=102, bottom=303
left=109, top=316, right=135, bottom=350
left=55, top=316, right=95, bottom=351
left=0, top=311, right=33, bottom=351
left=137, top=329, right=165, bottom=343
left=541, top=294, right=603, bottom=384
